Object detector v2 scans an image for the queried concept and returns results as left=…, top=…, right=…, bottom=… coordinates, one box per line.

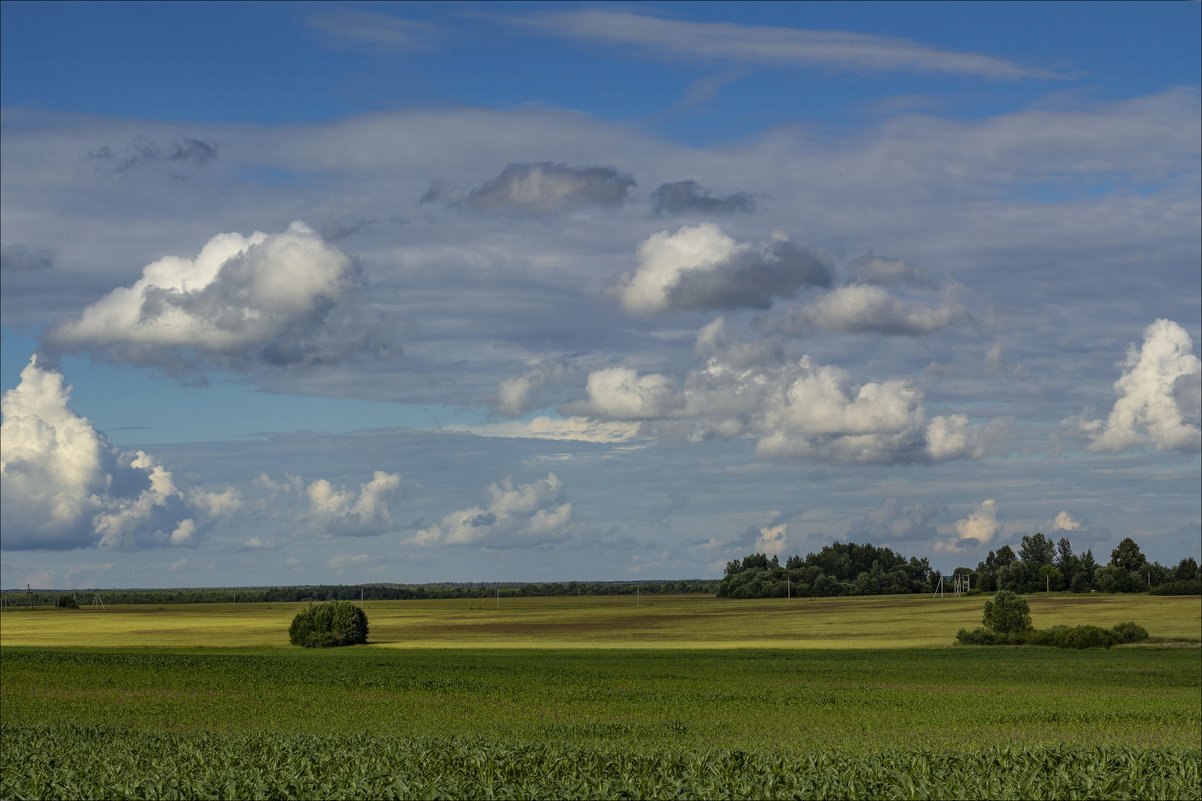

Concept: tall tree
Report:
left=1110, top=537, right=1147, bottom=573
left=1055, top=537, right=1076, bottom=585
left=1019, top=532, right=1056, bottom=566
left=1079, top=549, right=1098, bottom=580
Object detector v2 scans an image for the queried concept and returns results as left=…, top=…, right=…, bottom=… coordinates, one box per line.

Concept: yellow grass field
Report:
left=2, top=592, right=1198, bottom=649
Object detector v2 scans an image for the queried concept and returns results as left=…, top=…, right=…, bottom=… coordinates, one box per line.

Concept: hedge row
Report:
left=956, top=622, right=1149, bottom=649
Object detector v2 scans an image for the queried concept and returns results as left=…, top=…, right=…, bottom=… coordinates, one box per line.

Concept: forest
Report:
left=718, top=536, right=1201, bottom=599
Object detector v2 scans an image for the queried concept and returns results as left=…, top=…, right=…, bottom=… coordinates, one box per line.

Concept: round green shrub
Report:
left=981, top=590, right=1032, bottom=634
left=289, top=601, right=369, bottom=647
left=56, top=594, right=80, bottom=609
left=1058, top=625, right=1114, bottom=649
left=1109, top=622, right=1149, bottom=644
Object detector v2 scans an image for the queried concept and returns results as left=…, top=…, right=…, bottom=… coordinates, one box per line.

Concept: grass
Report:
left=2, top=592, right=1198, bottom=649
left=2, top=592, right=1199, bottom=798
left=2, top=646, right=1199, bottom=751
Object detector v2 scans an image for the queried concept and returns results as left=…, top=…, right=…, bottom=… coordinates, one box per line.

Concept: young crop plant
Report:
left=288, top=601, right=368, bottom=647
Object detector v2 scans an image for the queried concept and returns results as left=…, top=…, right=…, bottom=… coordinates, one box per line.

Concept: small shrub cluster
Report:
left=956, top=622, right=1149, bottom=649
left=55, top=594, right=79, bottom=609
left=288, top=601, right=368, bottom=648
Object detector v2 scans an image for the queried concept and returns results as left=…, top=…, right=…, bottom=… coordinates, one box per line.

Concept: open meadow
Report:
left=2, top=593, right=1199, bottom=799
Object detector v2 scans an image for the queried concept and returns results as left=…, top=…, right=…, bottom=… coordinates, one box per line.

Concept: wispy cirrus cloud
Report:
left=527, top=10, right=1056, bottom=79
left=307, top=9, right=441, bottom=52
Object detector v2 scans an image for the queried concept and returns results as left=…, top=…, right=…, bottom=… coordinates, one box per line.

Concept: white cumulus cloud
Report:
left=754, top=523, right=789, bottom=557
left=307, top=471, right=404, bottom=537
left=616, top=224, right=831, bottom=315
left=496, top=362, right=565, bottom=417
left=1079, top=319, right=1201, bottom=453
left=1, top=356, right=218, bottom=550
left=953, top=499, right=1001, bottom=546
left=769, top=283, right=967, bottom=336
left=408, top=473, right=573, bottom=548
left=46, top=221, right=357, bottom=369
left=1051, top=511, right=1082, bottom=532
left=565, top=367, right=683, bottom=420
left=567, top=324, right=1001, bottom=465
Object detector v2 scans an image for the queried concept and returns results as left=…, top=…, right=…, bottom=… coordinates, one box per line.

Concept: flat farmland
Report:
left=2, top=593, right=1199, bottom=799
left=3, top=591, right=1198, bottom=649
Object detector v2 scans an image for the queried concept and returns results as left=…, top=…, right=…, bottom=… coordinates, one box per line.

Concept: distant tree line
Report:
left=1, top=579, right=720, bottom=607
left=967, top=534, right=1200, bottom=595
left=718, top=542, right=935, bottom=598
left=719, top=535, right=1200, bottom=600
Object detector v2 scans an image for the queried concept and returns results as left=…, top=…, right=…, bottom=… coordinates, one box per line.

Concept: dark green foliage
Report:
left=3, top=725, right=1198, bottom=801
left=977, top=539, right=1116, bottom=594
left=1174, top=557, right=1199, bottom=582
left=1094, top=565, right=1146, bottom=593
left=288, top=601, right=368, bottom=647
left=957, top=622, right=1149, bottom=649
left=1019, top=533, right=1055, bottom=567
left=1111, top=537, right=1148, bottom=573
left=1148, top=579, right=1202, bottom=596
left=956, top=625, right=1014, bottom=644
left=1109, top=622, right=1150, bottom=644
left=981, top=590, right=1032, bottom=634
left=55, top=594, right=79, bottom=609
left=1026, top=625, right=1114, bottom=649
left=718, top=542, right=932, bottom=598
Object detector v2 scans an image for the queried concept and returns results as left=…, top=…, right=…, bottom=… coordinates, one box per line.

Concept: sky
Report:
left=1, top=1, right=1199, bottom=590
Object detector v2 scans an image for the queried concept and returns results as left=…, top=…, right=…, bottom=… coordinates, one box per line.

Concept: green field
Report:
left=3, top=591, right=1199, bottom=648
left=1, top=593, right=1199, bottom=799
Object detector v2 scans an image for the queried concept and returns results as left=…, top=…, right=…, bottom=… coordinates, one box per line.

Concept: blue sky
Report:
left=1, top=1, right=1199, bottom=589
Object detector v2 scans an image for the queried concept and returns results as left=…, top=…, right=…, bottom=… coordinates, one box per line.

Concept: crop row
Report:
left=2, top=725, right=1199, bottom=801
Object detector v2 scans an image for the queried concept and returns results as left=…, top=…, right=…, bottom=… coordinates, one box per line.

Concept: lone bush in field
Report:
left=289, top=601, right=368, bottom=647
left=56, top=594, right=79, bottom=609
left=982, top=590, right=1032, bottom=634
left=1109, top=621, right=1150, bottom=644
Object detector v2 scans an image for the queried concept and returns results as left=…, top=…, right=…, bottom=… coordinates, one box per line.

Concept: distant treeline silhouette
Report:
left=1, top=579, right=720, bottom=607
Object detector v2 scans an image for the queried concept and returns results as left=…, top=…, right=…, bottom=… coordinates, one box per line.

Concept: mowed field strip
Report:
left=3, top=592, right=1199, bottom=649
